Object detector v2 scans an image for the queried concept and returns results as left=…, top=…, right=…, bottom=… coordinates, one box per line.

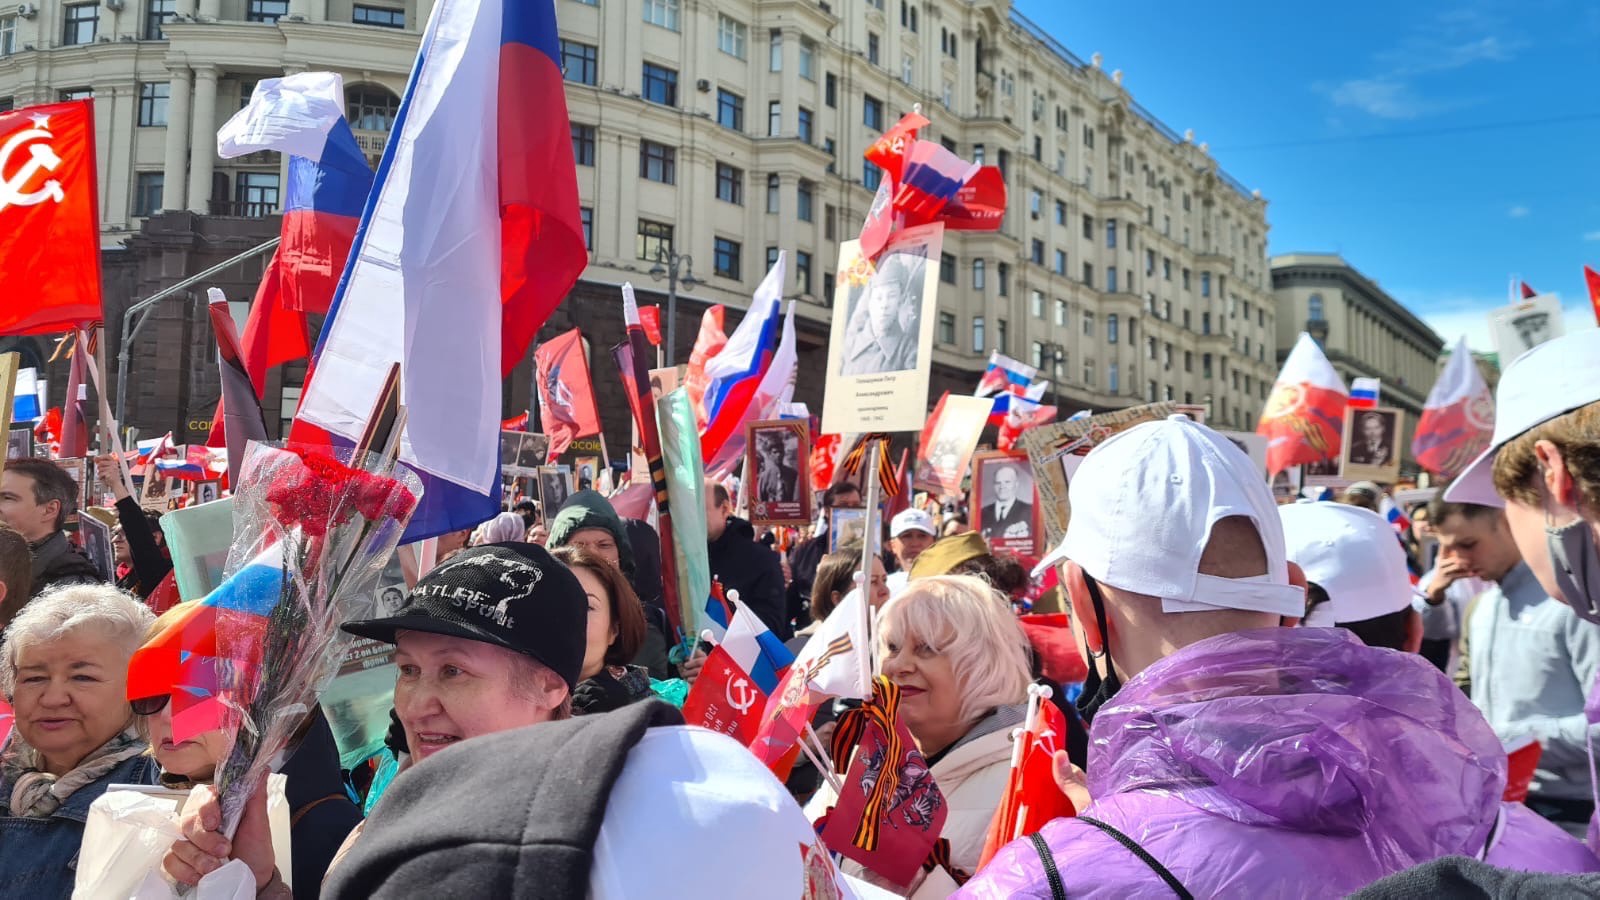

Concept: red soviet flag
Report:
left=681, top=644, right=768, bottom=746
left=533, top=327, right=602, bottom=458
left=0, top=101, right=104, bottom=334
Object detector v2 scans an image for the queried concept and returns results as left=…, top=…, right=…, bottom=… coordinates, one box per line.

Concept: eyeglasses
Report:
left=130, top=694, right=169, bottom=716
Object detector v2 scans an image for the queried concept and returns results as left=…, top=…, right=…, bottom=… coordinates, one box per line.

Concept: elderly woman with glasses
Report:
left=0, top=584, right=159, bottom=896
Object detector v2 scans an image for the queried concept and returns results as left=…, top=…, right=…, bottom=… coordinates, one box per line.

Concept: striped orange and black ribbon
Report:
left=829, top=675, right=905, bottom=852
left=920, top=838, right=970, bottom=886
left=839, top=434, right=901, bottom=498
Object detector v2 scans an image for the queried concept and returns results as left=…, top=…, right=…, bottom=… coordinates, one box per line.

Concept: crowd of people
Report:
left=0, top=327, right=1597, bottom=897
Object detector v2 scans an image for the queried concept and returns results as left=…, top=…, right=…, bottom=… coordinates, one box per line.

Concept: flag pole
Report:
left=857, top=441, right=883, bottom=691
left=79, top=327, right=133, bottom=489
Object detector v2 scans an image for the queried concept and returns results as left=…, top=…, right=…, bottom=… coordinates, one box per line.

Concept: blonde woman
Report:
left=807, top=574, right=1032, bottom=898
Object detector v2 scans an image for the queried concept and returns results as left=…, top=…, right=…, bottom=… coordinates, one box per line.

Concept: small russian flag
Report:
left=154, top=458, right=208, bottom=482
left=1349, top=377, right=1380, bottom=410
left=975, top=352, right=1038, bottom=398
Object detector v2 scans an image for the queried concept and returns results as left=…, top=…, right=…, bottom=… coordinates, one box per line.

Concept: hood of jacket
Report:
left=548, top=490, right=635, bottom=576
left=30, top=530, right=103, bottom=592
left=1088, top=627, right=1503, bottom=860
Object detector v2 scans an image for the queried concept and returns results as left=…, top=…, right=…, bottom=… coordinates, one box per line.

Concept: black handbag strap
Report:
left=1077, top=815, right=1194, bottom=899
left=1028, top=832, right=1067, bottom=900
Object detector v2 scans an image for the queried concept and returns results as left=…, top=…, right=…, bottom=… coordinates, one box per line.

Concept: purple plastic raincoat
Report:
left=959, top=628, right=1600, bottom=899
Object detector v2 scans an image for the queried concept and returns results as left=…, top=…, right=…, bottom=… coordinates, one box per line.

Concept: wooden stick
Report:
left=801, top=722, right=844, bottom=794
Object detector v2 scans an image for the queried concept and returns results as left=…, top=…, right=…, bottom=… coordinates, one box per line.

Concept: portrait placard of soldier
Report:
left=746, top=419, right=810, bottom=527
left=1489, top=294, right=1564, bottom=364
left=1339, top=406, right=1403, bottom=485
left=821, top=224, right=944, bottom=435
left=972, top=450, right=1041, bottom=558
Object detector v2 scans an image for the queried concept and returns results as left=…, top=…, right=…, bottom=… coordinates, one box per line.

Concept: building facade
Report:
left=1271, top=253, right=1446, bottom=473
left=0, top=0, right=1277, bottom=444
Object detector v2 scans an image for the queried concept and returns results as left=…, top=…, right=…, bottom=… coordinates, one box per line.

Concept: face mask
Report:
left=1074, top=574, right=1122, bottom=724
left=1548, top=515, right=1600, bottom=624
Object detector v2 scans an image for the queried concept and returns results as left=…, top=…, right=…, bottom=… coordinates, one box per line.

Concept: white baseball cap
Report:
left=592, top=726, right=897, bottom=899
left=1446, top=329, right=1600, bottom=507
left=1036, top=415, right=1305, bottom=618
left=1279, top=501, right=1412, bottom=627
left=890, top=508, right=937, bottom=538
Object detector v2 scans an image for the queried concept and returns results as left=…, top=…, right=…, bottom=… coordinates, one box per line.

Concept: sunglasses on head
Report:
left=130, top=694, right=170, bottom=716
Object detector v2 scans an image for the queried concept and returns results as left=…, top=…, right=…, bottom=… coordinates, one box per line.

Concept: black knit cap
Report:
left=342, top=542, right=587, bottom=689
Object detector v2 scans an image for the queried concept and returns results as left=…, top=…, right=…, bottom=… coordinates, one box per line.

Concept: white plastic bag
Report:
left=73, top=776, right=292, bottom=899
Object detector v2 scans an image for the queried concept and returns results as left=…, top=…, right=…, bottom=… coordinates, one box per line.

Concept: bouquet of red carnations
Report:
left=191, top=442, right=420, bottom=835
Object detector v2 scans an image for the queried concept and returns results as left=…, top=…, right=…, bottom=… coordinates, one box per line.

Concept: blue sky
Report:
left=1015, top=0, right=1600, bottom=353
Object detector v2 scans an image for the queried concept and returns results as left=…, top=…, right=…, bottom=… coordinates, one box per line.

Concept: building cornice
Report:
left=1270, top=257, right=1443, bottom=352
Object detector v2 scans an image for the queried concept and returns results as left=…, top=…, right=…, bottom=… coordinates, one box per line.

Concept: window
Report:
left=637, top=219, right=674, bottom=261
left=766, top=174, right=780, bottom=213
left=972, top=316, right=985, bottom=353
left=1147, top=336, right=1157, bottom=360
left=800, top=38, right=816, bottom=80
left=132, top=172, right=163, bottom=217
left=766, top=246, right=780, bottom=272
left=939, top=312, right=956, bottom=345
left=825, top=73, right=837, bottom=108
left=1164, top=385, right=1175, bottom=402
left=713, top=237, right=741, bottom=279
left=900, top=1, right=918, bottom=31
left=825, top=204, right=837, bottom=241
left=1081, top=263, right=1093, bottom=288
left=1031, top=290, right=1045, bottom=318
left=715, top=163, right=743, bottom=205
left=1183, top=309, right=1191, bottom=331
left=1030, top=240, right=1044, bottom=265
left=1163, top=257, right=1172, bottom=280
left=246, top=0, right=288, bottom=22
left=997, top=263, right=1010, bottom=297
left=353, top=4, right=404, bottom=27
left=862, top=160, right=881, bottom=190
left=1083, top=125, right=1094, bottom=148
left=235, top=172, right=280, bottom=218
left=1032, top=341, right=1046, bottom=370
left=824, top=273, right=836, bottom=303
left=1106, top=268, right=1117, bottom=293
left=1032, top=135, right=1042, bottom=161
left=643, top=0, right=679, bottom=31
left=1184, top=350, right=1193, bottom=373
left=1054, top=249, right=1067, bottom=275
left=972, top=143, right=984, bottom=165
left=823, top=138, right=836, bottom=173
left=863, top=95, right=884, bottom=131
left=1148, top=381, right=1158, bottom=403
left=717, top=89, right=744, bottom=131
left=768, top=101, right=782, bottom=137
left=797, top=107, right=813, bottom=144
left=1054, top=299, right=1067, bottom=326
left=137, top=82, right=169, bottom=127
left=1055, top=200, right=1067, bottom=225
left=642, top=63, right=678, bottom=106
left=1308, top=293, right=1325, bottom=320
left=346, top=86, right=399, bottom=132
left=1145, top=249, right=1155, bottom=275
left=561, top=40, right=598, bottom=85
left=580, top=207, right=593, bottom=250
left=1107, top=313, right=1120, bottom=343
left=59, top=88, right=92, bottom=102
left=769, top=29, right=783, bottom=71
left=1163, top=299, right=1172, bottom=321
left=1203, top=353, right=1213, bottom=378
left=570, top=124, right=595, bottom=166
left=144, top=0, right=175, bottom=40
left=797, top=180, right=814, bottom=222
left=1108, top=362, right=1119, bottom=393
left=998, top=150, right=1010, bottom=181
left=1182, top=268, right=1191, bottom=290
left=796, top=251, right=813, bottom=295
left=639, top=140, right=676, bottom=184
left=1258, top=308, right=1266, bottom=328
left=868, top=33, right=880, bottom=66
left=940, top=253, right=956, bottom=285
left=997, top=319, right=1009, bottom=354
left=972, top=260, right=985, bottom=290
left=1082, top=214, right=1093, bottom=240
left=0, top=97, right=11, bottom=112
left=1081, top=311, right=1095, bottom=337
left=1106, top=220, right=1117, bottom=249
left=63, top=3, right=97, bottom=44
left=1202, top=312, right=1211, bottom=335
left=717, top=14, right=747, bottom=59
left=1029, top=188, right=1042, bottom=218
left=1200, top=271, right=1211, bottom=297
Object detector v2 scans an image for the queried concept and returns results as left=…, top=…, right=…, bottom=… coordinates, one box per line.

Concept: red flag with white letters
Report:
left=0, top=101, right=104, bottom=334
left=681, top=644, right=768, bottom=746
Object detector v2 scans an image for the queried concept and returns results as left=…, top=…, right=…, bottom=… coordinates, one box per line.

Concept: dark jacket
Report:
left=280, top=708, right=363, bottom=900
left=112, top=497, right=171, bottom=600
left=0, top=752, right=160, bottom=899
left=708, top=516, right=788, bottom=640
left=572, top=665, right=656, bottom=716
left=786, top=533, right=829, bottom=630
left=29, top=530, right=102, bottom=598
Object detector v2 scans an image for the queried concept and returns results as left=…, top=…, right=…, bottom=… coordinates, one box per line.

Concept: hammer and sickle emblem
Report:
left=0, top=127, right=66, bottom=214
left=726, top=677, right=758, bottom=714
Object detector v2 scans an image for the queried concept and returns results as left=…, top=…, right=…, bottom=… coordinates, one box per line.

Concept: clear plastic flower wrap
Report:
left=205, top=441, right=422, bottom=836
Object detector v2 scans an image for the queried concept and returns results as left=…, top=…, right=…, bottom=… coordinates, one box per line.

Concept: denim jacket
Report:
left=0, top=753, right=160, bottom=899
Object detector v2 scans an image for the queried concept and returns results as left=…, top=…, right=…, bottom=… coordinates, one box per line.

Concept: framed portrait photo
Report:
left=573, top=455, right=601, bottom=491
left=537, top=465, right=573, bottom=514
left=78, top=511, right=115, bottom=582
left=829, top=507, right=867, bottom=553
left=1340, top=406, right=1404, bottom=484
left=6, top=426, right=31, bottom=461
left=747, top=419, right=810, bottom=527
left=971, top=450, right=1041, bottom=559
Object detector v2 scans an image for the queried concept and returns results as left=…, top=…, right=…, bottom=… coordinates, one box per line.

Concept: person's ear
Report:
left=1063, top=562, right=1106, bottom=656
left=1534, top=440, right=1577, bottom=508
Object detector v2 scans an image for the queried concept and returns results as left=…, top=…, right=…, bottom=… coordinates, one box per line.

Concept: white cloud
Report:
left=1324, top=78, right=1424, bottom=120
left=1583, top=231, right=1600, bottom=242
left=1321, top=14, right=1522, bottom=121
left=1419, top=298, right=1597, bottom=355
left=1508, top=205, right=1530, bottom=219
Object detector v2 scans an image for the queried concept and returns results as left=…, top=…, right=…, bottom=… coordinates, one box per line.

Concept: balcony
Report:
left=208, top=200, right=279, bottom=219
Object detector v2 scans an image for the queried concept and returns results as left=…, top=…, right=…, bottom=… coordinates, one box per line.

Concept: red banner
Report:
left=638, top=304, right=663, bottom=346
left=533, top=328, right=602, bottom=457
left=0, top=101, right=104, bottom=334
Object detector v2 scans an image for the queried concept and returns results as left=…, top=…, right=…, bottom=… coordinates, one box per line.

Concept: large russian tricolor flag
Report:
left=699, top=254, right=784, bottom=469
left=216, top=73, right=374, bottom=391
left=1412, top=336, right=1495, bottom=478
left=1257, top=332, right=1349, bottom=476
left=292, top=0, right=587, bottom=541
